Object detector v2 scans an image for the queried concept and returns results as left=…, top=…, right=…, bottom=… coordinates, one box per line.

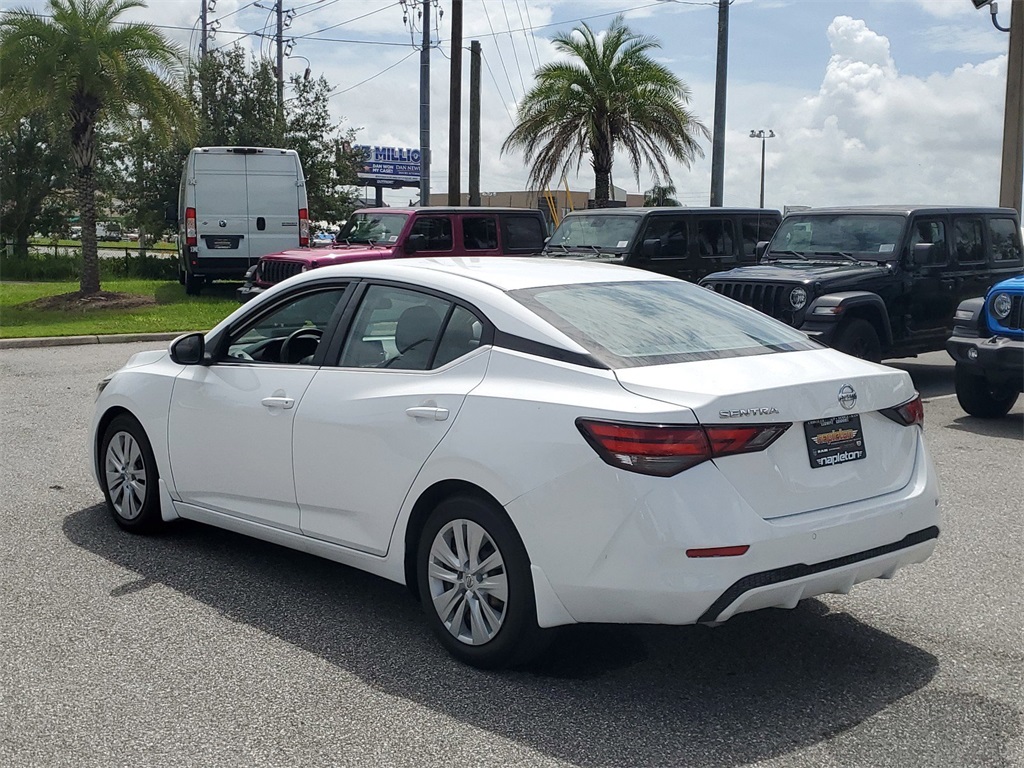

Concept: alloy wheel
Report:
left=426, top=518, right=509, bottom=645
left=104, top=430, right=148, bottom=520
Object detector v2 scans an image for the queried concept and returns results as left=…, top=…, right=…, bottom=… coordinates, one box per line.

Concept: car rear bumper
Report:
left=510, top=430, right=940, bottom=628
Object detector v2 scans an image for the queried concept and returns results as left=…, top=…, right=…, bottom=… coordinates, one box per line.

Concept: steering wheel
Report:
left=280, top=327, right=323, bottom=364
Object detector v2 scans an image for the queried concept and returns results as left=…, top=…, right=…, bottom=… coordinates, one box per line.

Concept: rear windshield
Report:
left=339, top=213, right=410, bottom=244
left=510, top=280, right=818, bottom=367
left=769, top=214, right=906, bottom=259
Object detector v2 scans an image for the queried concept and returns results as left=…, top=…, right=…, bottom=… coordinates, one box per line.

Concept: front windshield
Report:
left=547, top=214, right=643, bottom=251
left=338, top=213, right=410, bottom=244
left=769, top=215, right=906, bottom=260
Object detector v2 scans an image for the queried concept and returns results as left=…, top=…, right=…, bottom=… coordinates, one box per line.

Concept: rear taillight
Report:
left=880, top=394, right=924, bottom=427
left=298, top=208, right=309, bottom=246
left=185, top=207, right=197, bottom=247
left=576, top=419, right=791, bottom=477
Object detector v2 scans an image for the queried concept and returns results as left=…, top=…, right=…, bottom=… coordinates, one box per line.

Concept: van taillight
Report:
left=185, top=207, right=197, bottom=247
left=576, top=419, right=791, bottom=477
left=299, top=208, right=309, bottom=246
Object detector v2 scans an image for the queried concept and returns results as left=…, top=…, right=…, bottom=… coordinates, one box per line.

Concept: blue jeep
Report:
left=947, top=274, right=1024, bottom=417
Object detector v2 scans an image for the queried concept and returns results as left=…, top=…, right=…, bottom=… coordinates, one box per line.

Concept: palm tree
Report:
left=502, top=15, right=709, bottom=207
left=0, top=0, right=194, bottom=295
left=644, top=183, right=681, bottom=207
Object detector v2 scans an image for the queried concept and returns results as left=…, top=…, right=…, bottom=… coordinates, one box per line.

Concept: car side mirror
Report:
left=755, top=241, right=769, bottom=260
left=641, top=238, right=662, bottom=258
left=169, top=332, right=206, bottom=365
left=406, top=233, right=426, bottom=254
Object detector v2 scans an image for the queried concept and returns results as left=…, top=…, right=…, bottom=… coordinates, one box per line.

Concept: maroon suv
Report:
left=237, top=206, right=549, bottom=302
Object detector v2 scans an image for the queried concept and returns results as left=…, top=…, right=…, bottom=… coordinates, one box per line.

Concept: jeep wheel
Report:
left=954, top=363, right=1019, bottom=418
left=835, top=319, right=882, bottom=363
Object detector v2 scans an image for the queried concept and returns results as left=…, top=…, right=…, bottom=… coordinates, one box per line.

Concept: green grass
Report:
left=0, top=279, right=240, bottom=338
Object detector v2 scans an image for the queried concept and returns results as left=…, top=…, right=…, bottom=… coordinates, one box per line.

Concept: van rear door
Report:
left=194, top=151, right=251, bottom=261
left=246, top=152, right=303, bottom=260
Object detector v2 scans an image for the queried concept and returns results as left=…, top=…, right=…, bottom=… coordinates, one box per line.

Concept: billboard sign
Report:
left=353, top=145, right=421, bottom=184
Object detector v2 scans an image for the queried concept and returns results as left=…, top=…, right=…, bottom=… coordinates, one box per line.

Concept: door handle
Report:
left=405, top=406, right=450, bottom=421
left=261, top=396, right=295, bottom=409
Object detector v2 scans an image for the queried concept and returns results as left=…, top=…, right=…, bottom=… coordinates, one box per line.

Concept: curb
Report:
left=0, top=332, right=184, bottom=350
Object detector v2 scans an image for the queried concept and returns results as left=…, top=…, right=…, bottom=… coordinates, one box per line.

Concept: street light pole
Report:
left=749, top=129, right=775, bottom=208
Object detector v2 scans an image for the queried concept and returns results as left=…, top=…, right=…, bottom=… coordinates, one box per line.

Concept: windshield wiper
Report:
left=813, top=250, right=859, bottom=263
left=767, top=249, right=810, bottom=261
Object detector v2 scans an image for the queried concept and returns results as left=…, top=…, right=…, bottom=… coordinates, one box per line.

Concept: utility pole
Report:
left=1000, top=0, right=1023, bottom=215
left=469, top=40, right=481, bottom=206
left=276, top=0, right=285, bottom=116
left=200, top=0, right=208, bottom=57
left=447, top=0, right=463, bottom=205
left=419, top=1, right=431, bottom=206
left=710, top=0, right=729, bottom=206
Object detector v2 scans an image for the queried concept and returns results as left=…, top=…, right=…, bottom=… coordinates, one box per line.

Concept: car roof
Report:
left=560, top=207, right=781, bottom=217
left=294, top=255, right=670, bottom=293
left=788, top=205, right=1019, bottom=217
left=354, top=206, right=543, bottom=215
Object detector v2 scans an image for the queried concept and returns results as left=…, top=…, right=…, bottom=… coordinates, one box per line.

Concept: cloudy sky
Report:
left=5, top=0, right=1018, bottom=210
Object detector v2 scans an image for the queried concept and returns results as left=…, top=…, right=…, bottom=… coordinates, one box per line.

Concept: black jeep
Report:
left=699, top=206, right=1023, bottom=361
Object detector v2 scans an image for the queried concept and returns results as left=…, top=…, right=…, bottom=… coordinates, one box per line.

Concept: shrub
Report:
left=1, top=248, right=176, bottom=282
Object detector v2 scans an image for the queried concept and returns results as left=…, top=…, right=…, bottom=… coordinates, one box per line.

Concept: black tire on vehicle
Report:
left=184, top=270, right=203, bottom=296
left=834, top=318, right=882, bottom=362
left=99, top=414, right=165, bottom=533
left=417, top=494, right=552, bottom=669
left=954, top=363, right=1019, bottom=418
left=176, top=260, right=186, bottom=286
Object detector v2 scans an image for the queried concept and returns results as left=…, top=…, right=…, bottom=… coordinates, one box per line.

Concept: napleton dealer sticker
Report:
left=803, top=414, right=867, bottom=468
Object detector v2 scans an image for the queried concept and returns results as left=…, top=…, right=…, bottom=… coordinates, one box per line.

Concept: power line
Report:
left=325, top=48, right=418, bottom=98
left=293, top=3, right=396, bottom=41
left=480, top=49, right=517, bottom=127
left=479, top=0, right=518, bottom=106
left=515, top=0, right=539, bottom=72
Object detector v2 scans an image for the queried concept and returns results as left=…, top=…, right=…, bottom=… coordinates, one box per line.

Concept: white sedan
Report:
left=91, top=257, right=940, bottom=668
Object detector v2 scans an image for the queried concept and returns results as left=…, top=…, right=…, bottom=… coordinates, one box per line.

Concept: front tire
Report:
left=100, top=415, right=164, bottom=533
left=955, top=363, right=1019, bottom=418
left=834, top=318, right=882, bottom=362
left=417, top=495, right=550, bottom=669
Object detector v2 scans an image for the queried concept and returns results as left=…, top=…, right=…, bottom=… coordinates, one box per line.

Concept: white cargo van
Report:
left=177, top=146, right=309, bottom=295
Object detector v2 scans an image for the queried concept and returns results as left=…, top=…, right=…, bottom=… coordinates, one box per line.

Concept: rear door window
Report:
left=462, top=216, right=498, bottom=250
left=697, top=219, right=736, bottom=259
left=953, top=217, right=985, bottom=264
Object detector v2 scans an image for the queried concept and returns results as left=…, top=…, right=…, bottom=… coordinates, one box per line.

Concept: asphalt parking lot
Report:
left=1, top=343, right=1021, bottom=768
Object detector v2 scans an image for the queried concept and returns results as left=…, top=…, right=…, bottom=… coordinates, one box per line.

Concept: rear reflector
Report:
left=686, top=546, right=750, bottom=558
left=880, top=394, right=924, bottom=427
left=576, top=419, right=791, bottom=477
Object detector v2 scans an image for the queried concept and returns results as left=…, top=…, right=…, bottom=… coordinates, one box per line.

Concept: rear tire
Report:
left=955, top=363, right=1018, bottom=418
left=184, top=270, right=204, bottom=296
left=99, top=415, right=164, bottom=533
left=176, top=261, right=186, bottom=286
left=417, top=494, right=552, bottom=669
left=834, top=318, right=882, bottom=362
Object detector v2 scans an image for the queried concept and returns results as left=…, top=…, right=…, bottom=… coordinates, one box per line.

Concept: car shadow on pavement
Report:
left=946, top=412, right=1024, bottom=440
left=64, top=504, right=940, bottom=768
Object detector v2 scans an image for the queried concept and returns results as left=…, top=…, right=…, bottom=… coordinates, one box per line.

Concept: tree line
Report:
left=1, top=0, right=363, bottom=295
